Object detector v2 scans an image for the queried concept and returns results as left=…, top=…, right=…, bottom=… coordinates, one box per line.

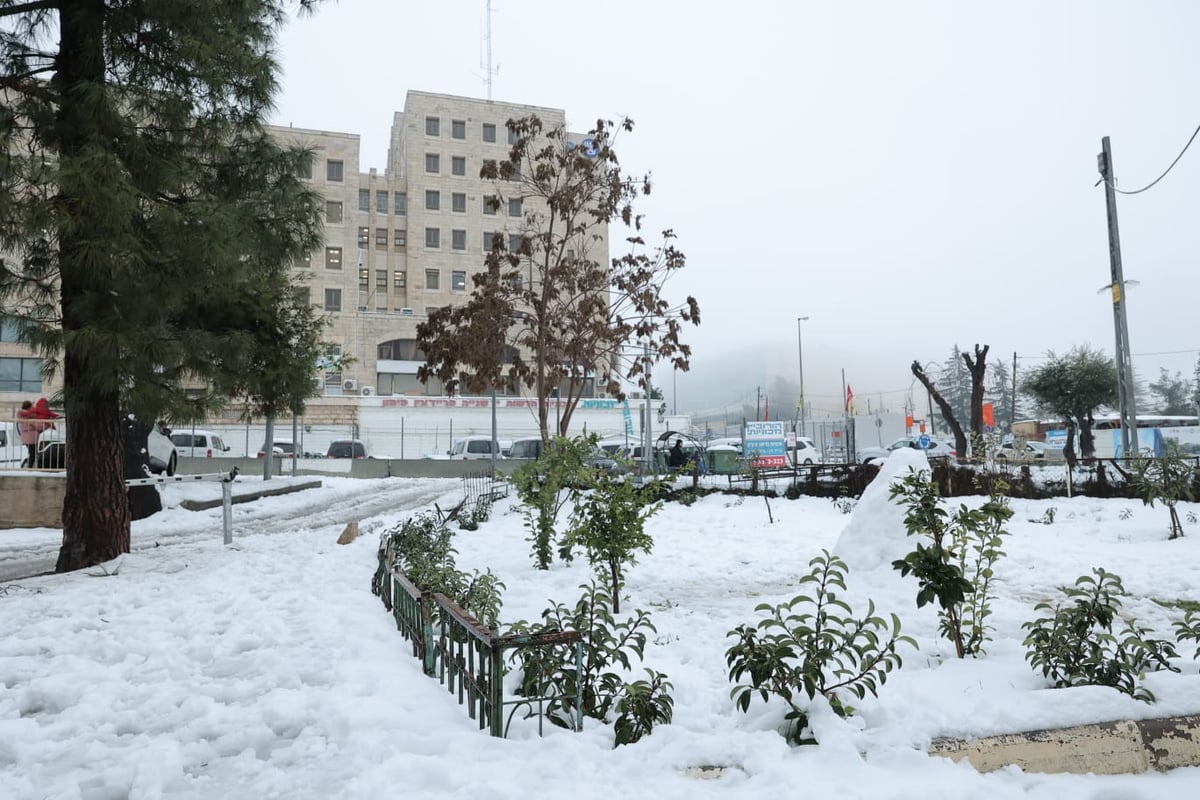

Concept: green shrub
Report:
left=512, top=434, right=604, bottom=569
left=1023, top=568, right=1179, bottom=702
left=890, top=470, right=1011, bottom=657
left=378, top=511, right=505, bottom=626
left=505, top=582, right=671, bottom=745
left=1129, top=444, right=1196, bottom=539
left=725, top=550, right=915, bottom=744
left=1175, top=609, right=1200, bottom=660
left=558, top=476, right=662, bottom=613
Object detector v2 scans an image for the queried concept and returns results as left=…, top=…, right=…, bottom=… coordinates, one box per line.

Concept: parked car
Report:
left=994, top=441, right=1042, bottom=461
left=789, top=436, right=823, bottom=465
left=858, top=437, right=956, bottom=464
left=171, top=429, right=231, bottom=459
left=32, top=415, right=176, bottom=474
left=327, top=439, right=368, bottom=459
left=257, top=439, right=299, bottom=458
left=509, top=436, right=622, bottom=475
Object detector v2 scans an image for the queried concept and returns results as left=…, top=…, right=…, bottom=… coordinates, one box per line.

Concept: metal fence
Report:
left=373, top=549, right=582, bottom=737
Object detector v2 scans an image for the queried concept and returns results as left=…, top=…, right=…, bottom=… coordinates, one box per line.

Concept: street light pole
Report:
left=797, top=316, right=809, bottom=439
left=1097, top=136, right=1138, bottom=455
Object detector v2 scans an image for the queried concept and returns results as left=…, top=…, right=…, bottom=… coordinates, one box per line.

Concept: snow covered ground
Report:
left=2, top=452, right=1200, bottom=799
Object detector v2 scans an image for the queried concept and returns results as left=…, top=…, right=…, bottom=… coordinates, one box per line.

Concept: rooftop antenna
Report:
left=481, top=0, right=500, bottom=101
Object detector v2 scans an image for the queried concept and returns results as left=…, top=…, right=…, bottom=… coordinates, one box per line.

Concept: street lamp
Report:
left=796, top=316, right=809, bottom=439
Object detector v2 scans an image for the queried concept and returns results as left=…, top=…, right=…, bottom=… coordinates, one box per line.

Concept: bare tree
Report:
left=962, top=344, right=990, bottom=454
left=912, top=361, right=968, bottom=457
left=418, top=115, right=700, bottom=441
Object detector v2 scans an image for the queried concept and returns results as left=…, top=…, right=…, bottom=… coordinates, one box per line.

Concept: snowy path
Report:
left=0, top=477, right=460, bottom=582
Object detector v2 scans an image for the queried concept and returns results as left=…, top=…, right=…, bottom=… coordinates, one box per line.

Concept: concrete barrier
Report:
left=929, top=714, right=1200, bottom=774
left=0, top=473, right=65, bottom=529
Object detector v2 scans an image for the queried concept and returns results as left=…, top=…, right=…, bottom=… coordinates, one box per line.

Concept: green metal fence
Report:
left=375, top=551, right=582, bottom=737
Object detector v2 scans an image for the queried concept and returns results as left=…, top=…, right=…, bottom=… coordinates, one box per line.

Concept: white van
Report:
left=171, top=429, right=231, bottom=459
left=449, top=436, right=502, bottom=460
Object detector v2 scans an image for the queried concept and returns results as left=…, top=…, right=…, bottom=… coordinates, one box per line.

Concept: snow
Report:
left=3, top=471, right=1200, bottom=799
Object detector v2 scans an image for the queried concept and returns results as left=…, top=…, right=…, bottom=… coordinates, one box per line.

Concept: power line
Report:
left=1099, top=123, right=1200, bottom=195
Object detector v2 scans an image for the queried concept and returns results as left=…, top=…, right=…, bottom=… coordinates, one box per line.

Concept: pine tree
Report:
left=0, top=1, right=327, bottom=571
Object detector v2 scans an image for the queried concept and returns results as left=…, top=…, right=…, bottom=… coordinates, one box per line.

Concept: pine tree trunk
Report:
left=54, top=0, right=133, bottom=572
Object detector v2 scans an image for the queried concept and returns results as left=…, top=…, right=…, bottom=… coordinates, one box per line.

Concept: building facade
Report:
left=2, top=90, right=609, bottom=416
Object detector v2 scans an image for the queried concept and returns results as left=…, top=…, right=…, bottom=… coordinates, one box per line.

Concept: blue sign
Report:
left=581, top=138, right=599, bottom=158
left=919, top=434, right=931, bottom=449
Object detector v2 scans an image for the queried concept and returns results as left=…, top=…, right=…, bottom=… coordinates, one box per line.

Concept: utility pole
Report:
left=1098, top=136, right=1138, bottom=455
left=1010, top=351, right=1018, bottom=434
left=796, top=316, right=809, bottom=439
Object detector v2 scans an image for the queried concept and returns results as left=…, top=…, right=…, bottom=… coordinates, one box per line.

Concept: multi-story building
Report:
left=1, top=90, right=609, bottom=413
left=269, top=90, right=607, bottom=401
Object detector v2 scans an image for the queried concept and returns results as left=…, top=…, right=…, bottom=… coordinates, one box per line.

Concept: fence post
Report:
left=221, top=478, right=233, bottom=545
left=421, top=592, right=437, bottom=676
left=489, top=641, right=504, bottom=737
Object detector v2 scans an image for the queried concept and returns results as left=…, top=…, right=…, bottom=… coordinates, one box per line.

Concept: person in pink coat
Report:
left=17, top=397, right=59, bottom=467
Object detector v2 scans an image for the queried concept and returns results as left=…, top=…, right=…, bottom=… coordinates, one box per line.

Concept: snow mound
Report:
left=832, top=448, right=929, bottom=573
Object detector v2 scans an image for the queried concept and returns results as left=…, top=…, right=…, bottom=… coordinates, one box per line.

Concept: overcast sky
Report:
left=272, top=1, right=1200, bottom=416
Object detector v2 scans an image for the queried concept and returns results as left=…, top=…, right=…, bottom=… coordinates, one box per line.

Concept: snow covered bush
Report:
left=725, top=550, right=915, bottom=745
left=1023, top=568, right=1179, bottom=702
left=1128, top=444, right=1196, bottom=540
left=889, top=470, right=1011, bottom=658
left=505, top=581, right=673, bottom=745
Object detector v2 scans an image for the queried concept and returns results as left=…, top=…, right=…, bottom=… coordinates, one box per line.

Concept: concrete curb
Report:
left=179, top=479, right=323, bottom=511
left=929, top=714, right=1200, bottom=774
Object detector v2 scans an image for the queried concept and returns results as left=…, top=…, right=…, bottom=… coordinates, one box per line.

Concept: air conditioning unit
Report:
left=399, top=307, right=415, bottom=316
left=342, top=378, right=358, bottom=392
left=360, top=385, right=375, bottom=397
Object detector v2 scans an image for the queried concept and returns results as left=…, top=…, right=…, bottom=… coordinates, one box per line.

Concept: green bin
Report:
left=706, top=445, right=739, bottom=475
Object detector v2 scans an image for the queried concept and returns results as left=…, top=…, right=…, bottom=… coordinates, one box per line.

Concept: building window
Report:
left=1, top=316, right=24, bottom=341
left=424, top=227, right=440, bottom=249
left=482, top=194, right=497, bottom=215
left=394, top=192, right=406, bottom=215
left=425, top=116, right=440, bottom=136
left=293, top=286, right=310, bottom=306
left=325, top=246, right=342, bottom=270
left=357, top=226, right=369, bottom=247
left=452, top=192, right=466, bottom=213
left=294, top=251, right=312, bottom=270
left=299, top=156, right=313, bottom=180
left=482, top=158, right=496, bottom=174
left=425, top=268, right=440, bottom=290
left=376, top=269, right=387, bottom=289
left=452, top=119, right=466, bottom=139
left=376, top=190, right=388, bottom=214
left=358, top=268, right=369, bottom=287
left=482, top=123, right=496, bottom=143
left=451, top=156, right=466, bottom=176
left=482, top=230, right=496, bottom=250
left=425, top=189, right=440, bottom=211
left=507, top=124, right=519, bottom=145
left=375, top=227, right=388, bottom=247
left=425, top=153, right=440, bottom=173
left=325, top=201, right=343, bottom=224
left=393, top=270, right=406, bottom=288
left=508, top=197, right=522, bottom=217
left=0, top=356, right=43, bottom=392
left=508, top=233, right=523, bottom=253
left=451, top=229, right=466, bottom=251
left=394, top=229, right=406, bottom=248
left=324, top=288, right=342, bottom=311
left=358, top=189, right=370, bottom=212
left=452, top=270, right=467, bottom=291
left=326, top=159, right=343, bottom=182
